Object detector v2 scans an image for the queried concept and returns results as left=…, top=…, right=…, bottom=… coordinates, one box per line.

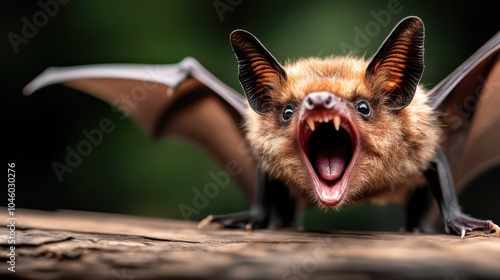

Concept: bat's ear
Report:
left=230, top=30, right=287, bottom=114
left=366, top=16, right=424, bottom=111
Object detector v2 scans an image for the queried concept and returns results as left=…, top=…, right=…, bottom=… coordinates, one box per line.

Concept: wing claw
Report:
left=491, top=223, right=500, bottom=235
left=244, top=224, right=253, bottom=231
left=197, top=215, right=214, bottom=229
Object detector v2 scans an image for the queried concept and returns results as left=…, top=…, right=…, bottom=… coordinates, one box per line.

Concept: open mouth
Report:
left=298, top=104, right=360, bottom=207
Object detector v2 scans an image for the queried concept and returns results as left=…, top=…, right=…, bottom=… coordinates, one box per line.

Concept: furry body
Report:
left=244, top=56, right=441, bottom=208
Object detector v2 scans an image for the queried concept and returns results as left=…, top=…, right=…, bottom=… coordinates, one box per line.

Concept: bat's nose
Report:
left=304, top=92, right=338, bottom=110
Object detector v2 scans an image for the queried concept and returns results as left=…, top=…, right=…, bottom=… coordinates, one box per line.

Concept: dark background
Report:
left=3, top=0, right=499, bottom=232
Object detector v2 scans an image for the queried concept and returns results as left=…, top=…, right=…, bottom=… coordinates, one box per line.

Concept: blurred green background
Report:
left=3, top=0, right=499, bottom=232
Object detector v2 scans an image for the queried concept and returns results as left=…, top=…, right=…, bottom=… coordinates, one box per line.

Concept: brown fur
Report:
left=244, top=56, right=441, bottom=208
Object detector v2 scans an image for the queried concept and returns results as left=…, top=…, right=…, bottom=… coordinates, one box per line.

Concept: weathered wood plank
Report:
left=0, top=208, right=499, bottom=280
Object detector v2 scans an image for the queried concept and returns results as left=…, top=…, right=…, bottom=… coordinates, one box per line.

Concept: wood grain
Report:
left=1, top=208, right=499, bottom=280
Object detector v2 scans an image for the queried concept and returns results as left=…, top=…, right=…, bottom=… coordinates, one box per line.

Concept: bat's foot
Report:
left=445, top=213, right=500, bottom=238
left=198, top=211, right=267, bottom=231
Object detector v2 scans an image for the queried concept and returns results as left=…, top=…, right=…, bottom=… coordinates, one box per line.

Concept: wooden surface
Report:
left=1, top=208, right=499, bottom=280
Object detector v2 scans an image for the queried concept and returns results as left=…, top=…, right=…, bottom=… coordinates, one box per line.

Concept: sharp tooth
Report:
left=307, top=117, right=315, bottom=131
left=333, top=115, right=341, bottom=131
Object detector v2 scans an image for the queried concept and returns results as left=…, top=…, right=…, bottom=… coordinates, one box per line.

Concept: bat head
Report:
left=230, top=16, right=440, bottom=207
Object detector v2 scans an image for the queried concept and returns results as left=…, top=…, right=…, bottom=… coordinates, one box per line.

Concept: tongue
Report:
left=314, top=145, right=347, bottom=182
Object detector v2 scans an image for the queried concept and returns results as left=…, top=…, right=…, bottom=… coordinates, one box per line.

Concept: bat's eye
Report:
left=282, top=105, right=294, bottom=121
left=356, top=100, right=371, bottom=116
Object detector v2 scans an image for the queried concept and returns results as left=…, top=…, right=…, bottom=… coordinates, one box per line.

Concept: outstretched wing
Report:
left=428, top=31, right=500, bottom=189
left=24, top=57, right=257, bottom=200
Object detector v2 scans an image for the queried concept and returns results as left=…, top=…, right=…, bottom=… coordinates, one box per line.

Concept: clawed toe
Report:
left=197, top=211, right=267, bottom=230
left=446, top=214, right=499, bottom=238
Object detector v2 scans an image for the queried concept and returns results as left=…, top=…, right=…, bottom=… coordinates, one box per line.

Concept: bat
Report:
left=24, top=16, right=499, bottom=237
